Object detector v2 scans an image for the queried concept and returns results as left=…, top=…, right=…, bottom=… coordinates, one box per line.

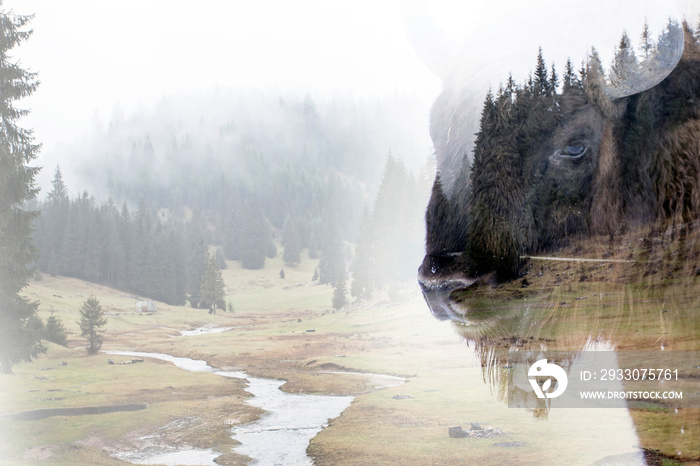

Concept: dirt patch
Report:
left=22, top=445, right=60, bottom=462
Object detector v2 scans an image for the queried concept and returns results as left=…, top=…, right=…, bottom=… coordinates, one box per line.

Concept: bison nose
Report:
left=420, top=279, right=476, bottom=321
left=418, top=253, right=483, bottom=321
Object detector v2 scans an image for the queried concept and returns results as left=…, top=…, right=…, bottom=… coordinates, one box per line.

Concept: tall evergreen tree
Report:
left=610, top=31, right=639, bottom=89
left=0, top=7, right=43, bottom=372
left=199, top=252, right=226, bottom=312
left=549, top=64, right=559, bottom=95
left=640, top=20, right=653, bottom=60
left=533, top=47, right=549, bottom=96
left=332, top=272, right=348, bottom=309
left=562, top=58, right=582, bottom=92
left=78, top=295, right=107, bottom=355
left=44, top=314, right=68, bottom=347
left=48, top=166, right=68, bottom=204
left=37, top=166, right=69, bottom=273
left=578, top=60, right=588, bottom=88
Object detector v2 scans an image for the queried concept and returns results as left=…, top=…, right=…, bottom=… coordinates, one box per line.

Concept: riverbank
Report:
left=1, top=254, right=465, bottom=465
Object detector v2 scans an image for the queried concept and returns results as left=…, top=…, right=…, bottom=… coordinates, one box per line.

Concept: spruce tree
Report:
left=37, top=166, right=69, bottom=273
left=44, top=314, right=68, bottom=347
left=78, top=295, right=107, bottom=355
left=332, top=272, right=348, bottom=309
left=562, top=58, right=581, bottom=92
left=0, top=7, right=43, bottom=372
left=199, top=253, right=226, bottom=312
left=549, top=64, right=559, bottom=95
left=640, top=20, right=653, bottom=60
left=533, top=47, right=549, bottom=96
left=610, top=31, right=638, bottom=90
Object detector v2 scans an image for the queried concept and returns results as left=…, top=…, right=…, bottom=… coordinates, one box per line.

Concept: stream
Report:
left=104, top=350, right=399, bottom=465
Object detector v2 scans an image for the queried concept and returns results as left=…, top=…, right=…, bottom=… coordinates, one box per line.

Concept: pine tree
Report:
left=562, top=58, right=581, bottom=92
left=0, top=7, right=44, bottom=372
left=44, top=314, right=68, bottom=346
left=610, top=31, right=638, bottom=90
left=332, top=272, right=348, bottom=309
left=533, top=47, right=549, bottom=96
left=37, top=166, right=69, bottom=272
left=640, top=20, right=653, bottom=60
left=199, top=253, right=226, bottom=312
left=578, top=60, right=587, bottom=88
left=78, top=295, right=107, bottom=355
left=48, top=166, right=68, bottom=205
left=549, top=63, right=559, bottom=95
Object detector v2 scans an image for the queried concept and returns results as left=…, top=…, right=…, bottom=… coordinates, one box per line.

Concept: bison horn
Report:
left=401, top=0, right=458, bottom=80
left=605, top=20, right=685, bottom=99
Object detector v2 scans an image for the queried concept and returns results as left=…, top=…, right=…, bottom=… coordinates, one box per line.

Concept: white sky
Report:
left=3, top=0, right=699, bottom=175
left=4, top=1, right=440, bottom=155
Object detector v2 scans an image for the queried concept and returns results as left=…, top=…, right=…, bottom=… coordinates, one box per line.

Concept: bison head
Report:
left=404, top=3, right=700, bottom=325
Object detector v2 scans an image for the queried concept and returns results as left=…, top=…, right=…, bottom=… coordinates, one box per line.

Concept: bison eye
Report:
left=563, top=144, right=586, bottom=156
left=553, top=141, right=588, bottom=162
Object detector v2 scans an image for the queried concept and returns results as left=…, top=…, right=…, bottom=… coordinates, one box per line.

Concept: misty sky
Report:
left=3, top=0, right=699, bottom=189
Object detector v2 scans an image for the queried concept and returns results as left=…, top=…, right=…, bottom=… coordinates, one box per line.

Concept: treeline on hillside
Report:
left=33, top=91, right=434, bottom=307
left=471, top=19, right=695, bottom=183
left=34, top=168, right=234, bottom=307
left=69, top=92, right=430, bottom=245
left=34, top=154, right=432, bottom=308
left=33, top=165, right=360, bottom=306
left=464, top=20, right=697, bottom=273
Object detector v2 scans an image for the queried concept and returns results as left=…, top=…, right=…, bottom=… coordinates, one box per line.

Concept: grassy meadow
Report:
left=1, top=246, right=698, bottom=465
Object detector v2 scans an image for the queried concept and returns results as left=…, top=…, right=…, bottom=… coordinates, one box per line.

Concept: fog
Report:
left=4, top=1, right=700, bottom=464
left=4, top=0, right=439, bottom=192
left=3, top=0, right=698, bottom=192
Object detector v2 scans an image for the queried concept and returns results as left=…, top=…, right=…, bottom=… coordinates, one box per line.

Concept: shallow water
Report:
left=177, top=325, right=235, bottom=337
left=105, top=350, right=354, bottom=465
left=231, top=376, right=353, bottom=465
left=5, top=403, right=148, bottom=421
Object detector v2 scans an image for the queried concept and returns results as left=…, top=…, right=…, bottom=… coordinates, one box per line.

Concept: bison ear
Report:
left=401, top=0, right=457, bottom=80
